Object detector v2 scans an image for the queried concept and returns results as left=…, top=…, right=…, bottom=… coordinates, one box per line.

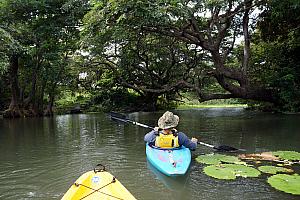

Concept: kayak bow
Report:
left=61, top=164, right=136, bottom=200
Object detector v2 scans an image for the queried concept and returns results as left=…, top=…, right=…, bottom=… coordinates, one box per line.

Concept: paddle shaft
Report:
left=197, top=141, right=215, bottom=148
left=110, top=116, right=154, bottom=129
left=111, top=114, right=219, bottom=150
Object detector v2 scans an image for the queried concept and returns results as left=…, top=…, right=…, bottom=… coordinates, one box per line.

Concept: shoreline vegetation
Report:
left=0, top=103, right=248, bottom=118
left=0, top=94, right=295, bottom=117
left=0, top=96, right=258, bottom=117
left=3, top=104, right=300, bottom=117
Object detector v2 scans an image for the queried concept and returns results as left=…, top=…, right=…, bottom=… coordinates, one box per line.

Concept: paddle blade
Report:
left=109, top=112, right=128, bottom=120
left=213, top=145, right=240, bottom=152
left=109, top=112, right=130, bottom=124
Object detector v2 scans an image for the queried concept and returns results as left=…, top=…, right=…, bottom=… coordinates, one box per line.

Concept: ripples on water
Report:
left=0, top=110, right=300, bottom=199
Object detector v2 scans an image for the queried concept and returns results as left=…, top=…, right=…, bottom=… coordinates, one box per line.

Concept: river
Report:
left=0, top=108, right=299, bottom=200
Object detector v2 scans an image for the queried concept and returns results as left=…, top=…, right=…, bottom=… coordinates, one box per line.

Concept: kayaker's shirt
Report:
left=144, top=130, right=197, bottom=150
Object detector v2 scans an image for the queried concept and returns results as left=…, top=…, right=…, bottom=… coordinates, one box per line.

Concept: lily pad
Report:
left=223, top=164, right=261, bottom=178
left=272, top=151, right=300, bottom=161
left=203, top=164, right=261, bottom=180
left=258, top=166, right=293, bottom=174
left=203, top=165, right=236, bottom=180
left=196, top=154, right=241, bottom=165
left=267, top=174, right=300, bottom=195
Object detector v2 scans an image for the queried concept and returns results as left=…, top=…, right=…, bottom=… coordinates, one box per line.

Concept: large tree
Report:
left=0, top=7, right=25, bottom=117
left=81, top=25, right=206, bottom=110
left=0, top=0, right=89, bottom=117
left=83, top=0, right=279, bottom=107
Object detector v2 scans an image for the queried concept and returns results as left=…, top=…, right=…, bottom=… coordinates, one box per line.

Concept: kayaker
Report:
left=144, top=111, right=198, bottom=150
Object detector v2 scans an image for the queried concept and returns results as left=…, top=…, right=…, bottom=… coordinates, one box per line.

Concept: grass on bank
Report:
left=177, top=98, right=248, bottom=109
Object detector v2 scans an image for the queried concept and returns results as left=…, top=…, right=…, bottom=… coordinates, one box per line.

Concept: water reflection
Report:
left=146, top=160, right=190, bottom=191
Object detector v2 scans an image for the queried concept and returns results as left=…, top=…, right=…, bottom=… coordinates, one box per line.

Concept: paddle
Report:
left=109, top=112, right=241, bottom=152
left=110, top=112, right=154, bottom=129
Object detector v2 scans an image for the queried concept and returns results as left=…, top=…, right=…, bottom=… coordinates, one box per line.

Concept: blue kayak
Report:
left=145, top=143, right=191, bottom=176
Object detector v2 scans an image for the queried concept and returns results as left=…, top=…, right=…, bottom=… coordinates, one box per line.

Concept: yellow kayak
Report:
left=62, top=164, right=136, bottom=200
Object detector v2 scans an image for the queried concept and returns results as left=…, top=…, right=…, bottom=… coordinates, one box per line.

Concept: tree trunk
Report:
left=44, top=83, right=57, bottom=116
left=36, top=82, right=46, bottom=116
left=44, top=94, right=55, bottom=116
left=3, top=54, right=23, bottom=118
left=24, top=43, right=42, bottom=116
left=23, top=67, right=37, bottom=110
left=140, top=93, right=159, bottom=111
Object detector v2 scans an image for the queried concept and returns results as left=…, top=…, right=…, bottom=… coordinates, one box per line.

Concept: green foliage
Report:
left=258, top=0, right=300, bottom=42
left=0, top=55, right=8, bottom=75
left=55, top=90, right=95, bottom=114
left=250, top=0, right=300, bottom=112
left=0, top=27, right=23, bottom=54
left=56, top=91, right=91, bottom=108
left=92, top=88, right=139, bottom=112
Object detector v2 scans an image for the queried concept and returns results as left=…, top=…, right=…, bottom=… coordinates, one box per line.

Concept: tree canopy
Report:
left=0, top=0, right=300, bottom=116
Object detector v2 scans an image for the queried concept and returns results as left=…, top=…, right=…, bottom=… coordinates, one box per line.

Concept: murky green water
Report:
left=0, top=108, right=300, bottom=200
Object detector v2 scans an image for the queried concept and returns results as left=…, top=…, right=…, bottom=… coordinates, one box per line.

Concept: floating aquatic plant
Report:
left=258, top=166, right=293, bottom=174
left=195, top=154, right=241, bottom=165
left=272, top=151, right=300, bottom=161
left=203, top=165, right=235, bottom=180
left=203, top=164, right=261, bottom=180
left=196, top=152, right=300, bottom=196
left=267, top=174, right=300, bottom=195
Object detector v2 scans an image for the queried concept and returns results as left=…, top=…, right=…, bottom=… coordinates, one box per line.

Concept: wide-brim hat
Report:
left=158, top=111, right=179, bottom=129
